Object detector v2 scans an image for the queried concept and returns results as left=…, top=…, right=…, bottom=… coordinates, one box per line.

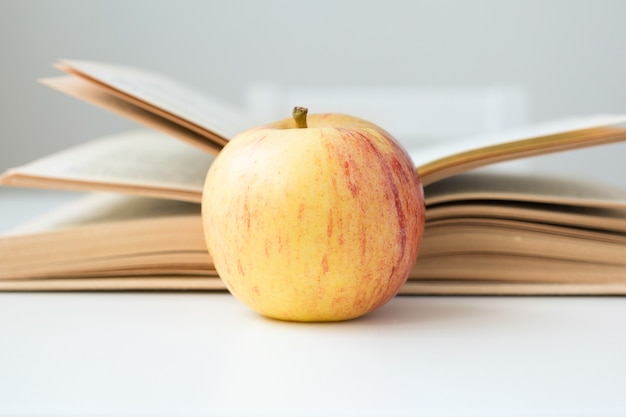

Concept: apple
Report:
left=202, top=107, right=425, bottom=322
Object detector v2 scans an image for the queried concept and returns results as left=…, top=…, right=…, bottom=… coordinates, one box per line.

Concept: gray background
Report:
left=1, top=0, right=626, bottom=186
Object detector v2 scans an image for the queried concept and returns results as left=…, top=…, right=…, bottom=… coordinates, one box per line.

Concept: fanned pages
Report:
left=40, top=60, right=626, bottom=184
left=0, top=130, right=208, bottom=202
left=40, top=76, right=224, bottom=155
left=416, top=118, right=626, bottom=185
left=54, top=59, right=258, bottom=149
left=425, top=171, right=626, bottom=209
left=3, top=174, right=626, bottom=293
left=0, top=194, right=212, bottom=280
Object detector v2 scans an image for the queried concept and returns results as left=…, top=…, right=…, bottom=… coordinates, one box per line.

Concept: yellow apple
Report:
left=202, top=107, right=425, bottom=322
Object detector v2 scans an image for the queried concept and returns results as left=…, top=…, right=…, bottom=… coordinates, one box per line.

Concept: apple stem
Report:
left=293, top=106, right=308, bottom=128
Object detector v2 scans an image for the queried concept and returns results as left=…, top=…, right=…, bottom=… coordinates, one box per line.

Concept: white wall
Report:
left=1, top=0, right=626, bottom=186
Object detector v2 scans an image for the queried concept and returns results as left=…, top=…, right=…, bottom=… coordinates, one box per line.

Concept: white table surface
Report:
left=1, top=189, right=626, bottom=417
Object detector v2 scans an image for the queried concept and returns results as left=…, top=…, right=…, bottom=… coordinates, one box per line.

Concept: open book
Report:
left=2, top=59, right=626, bottom=294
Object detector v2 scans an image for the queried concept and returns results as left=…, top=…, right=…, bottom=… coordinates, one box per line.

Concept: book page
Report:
left=412, top=215, right=626, bottom=284
left=0, top=193, right=209, bottom=280
left=410, top=254, right=626, bottom=284
left=41, top=76, right=222, bottom=155
left=420, top=217, right=626, bottom=266
left=0, top=130, right=208, bottom=202
left=426, top=201, right=626, bottom=234
left=3, top=192, right=200, bottom=236
left=57, top=59, right=258, bottom=143
left=424, top=170, right=626, bottom=208
left=0, top=276, right=225, bottom=291
left=413, top=115, right=626, bottom=185
left=399, top=280, right=626, bottom=295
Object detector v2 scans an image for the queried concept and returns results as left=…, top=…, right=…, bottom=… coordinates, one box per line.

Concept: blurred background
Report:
left=1, top=0, right=626, bottom=187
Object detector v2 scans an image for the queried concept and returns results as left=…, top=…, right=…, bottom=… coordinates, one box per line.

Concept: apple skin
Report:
left=202, top=113, right=425, bottom=322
